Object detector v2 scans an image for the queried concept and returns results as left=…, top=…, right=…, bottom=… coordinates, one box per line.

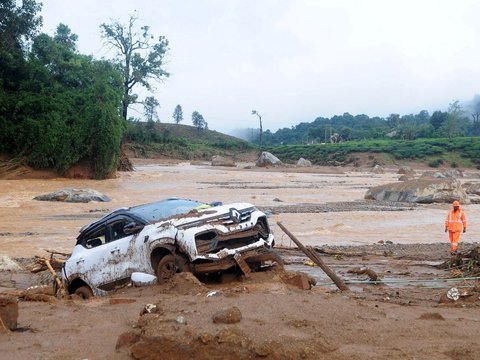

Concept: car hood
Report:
left=157, top=202, right=257, bottom=229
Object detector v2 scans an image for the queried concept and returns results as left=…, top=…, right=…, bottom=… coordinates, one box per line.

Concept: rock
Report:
left=0, top=255, right=22, bottom=271
left=281, top=271, right=317, bottom=290
left=463, top=182, right=480, bottom=196
left=198, top=332, right=214, bottom=344
left=116, top=331, right=140, bottom=349
left=365, top=178, right=470, bottom=204
left=371, top=164, right=385, bottom=174
left=255, top=152, right=282, bottom=167
left=444, top=169, right=463, bottom=178
left=33, top=188, right=111, bottom=203
left=418, top=312, right=445, bottom=320
left=296, top=158, right=312, bottom=167
left=254, top=342, right=275, bottom=357
left=398, top=174, right=414, bottom=182
left=176, top=316, right=187, bottom=325
left=215, top=328, right=250, bottom=347
left=211, top=155, right=236, bottom=167
left=0, top=296, right=18, bottom=331
left=273, top=198, right=283, bottom=202
left=212, top=306, right=242, bottom=324
left=420, top=171, right=444, bottom=179
left=397, top=166, right=415, bottom=175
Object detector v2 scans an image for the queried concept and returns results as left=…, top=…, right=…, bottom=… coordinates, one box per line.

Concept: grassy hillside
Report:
left=266, top=137, right=480, bottom=168
left=125, top=122, right=256, bottom=160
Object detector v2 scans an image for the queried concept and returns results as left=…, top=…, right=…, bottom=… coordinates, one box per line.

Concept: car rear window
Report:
left=129, top=199, right=207, bottom=223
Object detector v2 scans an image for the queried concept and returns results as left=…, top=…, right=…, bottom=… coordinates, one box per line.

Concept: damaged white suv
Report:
left=62, top=198, right=278, bottom=298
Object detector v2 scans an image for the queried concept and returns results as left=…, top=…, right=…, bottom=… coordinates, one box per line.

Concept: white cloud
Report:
left=40, top=0, right=480, bottom=132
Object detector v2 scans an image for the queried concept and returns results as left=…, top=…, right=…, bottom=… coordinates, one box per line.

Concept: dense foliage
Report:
left=0, top=1, right=125, bottom=178
left=246, top=107, right=480, bottom=146
left=267, top=137, right=480, bottom=168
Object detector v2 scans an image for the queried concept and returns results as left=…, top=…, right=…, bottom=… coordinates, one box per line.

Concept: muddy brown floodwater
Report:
left=1, top=160, right=479, bottom=257
left=1, top=160, right=480, bottom=360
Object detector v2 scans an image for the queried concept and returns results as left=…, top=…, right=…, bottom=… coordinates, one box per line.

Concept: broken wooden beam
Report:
left=277, top=222, right=349, bottom=292
left=43, top=259, right=67, bottom=298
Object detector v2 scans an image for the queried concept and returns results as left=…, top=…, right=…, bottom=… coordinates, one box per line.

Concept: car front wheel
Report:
left=74, top=285, right=94, bottom=300
left=156, top=254, right=177, bottom=284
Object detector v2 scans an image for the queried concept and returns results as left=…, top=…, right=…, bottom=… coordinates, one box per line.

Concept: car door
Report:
left=103, top=216, right=142, bottom=286
left=74, top=216, right=136, bottom=291
left=70, top=223, right=122, bottom=290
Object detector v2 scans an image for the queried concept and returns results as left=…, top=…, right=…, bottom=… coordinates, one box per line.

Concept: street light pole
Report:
left=251, top=110, right=263, bottom=149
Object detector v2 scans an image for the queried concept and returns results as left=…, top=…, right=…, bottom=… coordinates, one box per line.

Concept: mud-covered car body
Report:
left=62, top=198, right=275, bottom=296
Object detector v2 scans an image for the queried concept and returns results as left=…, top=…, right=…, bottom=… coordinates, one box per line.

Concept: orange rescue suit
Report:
left=445, top=208, right=467, bottom=252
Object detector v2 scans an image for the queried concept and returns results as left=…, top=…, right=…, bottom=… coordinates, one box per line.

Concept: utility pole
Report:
left=251, top=110, right=263, bottom=148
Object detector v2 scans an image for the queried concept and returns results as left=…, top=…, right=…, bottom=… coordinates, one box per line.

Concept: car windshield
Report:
left=129, top=198, right=208, bottom=223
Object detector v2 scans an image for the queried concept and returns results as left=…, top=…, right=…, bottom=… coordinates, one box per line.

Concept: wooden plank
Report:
left=277, top=222, right=349, bottom=292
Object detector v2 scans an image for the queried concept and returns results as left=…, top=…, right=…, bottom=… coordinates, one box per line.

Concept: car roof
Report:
left=78, top=198, right=206, bottom=237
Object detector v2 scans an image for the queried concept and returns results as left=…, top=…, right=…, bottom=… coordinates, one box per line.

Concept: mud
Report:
left=1, top=160, right=480, bottom=359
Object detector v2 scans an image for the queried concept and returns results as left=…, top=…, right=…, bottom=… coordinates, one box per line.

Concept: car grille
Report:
left=195, top=217, right=269, bottom=255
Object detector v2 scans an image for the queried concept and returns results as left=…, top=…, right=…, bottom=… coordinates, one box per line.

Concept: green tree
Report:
left=3, top=25, right=125, bottom=178
left=144, top=96, right=160, bottom=123
left=0, top=0, right=42, bottom=77
left=192, top=111, right=207, bottom=133
left=173, top=104, right=183, bottom=124
left=446, top=100, right=463, bottom=138
left=100, top=14, right=170, bottom=120
left=429, top=111, right=447, bottom=131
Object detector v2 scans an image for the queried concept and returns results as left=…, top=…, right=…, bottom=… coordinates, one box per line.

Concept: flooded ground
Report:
left=2, top=160, right=480, bottom=360
left=1, top=160, right=479, bottom=257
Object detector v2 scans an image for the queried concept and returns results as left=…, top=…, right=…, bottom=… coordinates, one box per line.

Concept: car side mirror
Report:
left=123, top=221, right=144, bottom=235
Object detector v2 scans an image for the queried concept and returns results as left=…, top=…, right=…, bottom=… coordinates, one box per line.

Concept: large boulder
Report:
left=34, top=188, right=111, bottom=203
left=211, top=155, right=236, bottom=167
left=255, top=152, right=282, bottom=167
left=397, top=166, right=415, bottom=176
left=296, top=158, right=312, bottom=167
left=443, top=169, right=464, bottom=178
left=398, top=174, right=414, bottom=182
left=365, top=178, right=470, bottom=204
left=371, top=164, right=385, bottom=174
left=463, top=182, right=480, bottom=196
left=420, top=171, right=445, bottom=179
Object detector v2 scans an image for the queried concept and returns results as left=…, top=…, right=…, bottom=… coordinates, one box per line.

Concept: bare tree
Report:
left=100, top=14, right=169, bottom=120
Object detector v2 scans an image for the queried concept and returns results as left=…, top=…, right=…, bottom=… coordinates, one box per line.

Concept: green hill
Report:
left=125, top=122, right=256, bottom=160
left=267, top=137, right=480, bottom=168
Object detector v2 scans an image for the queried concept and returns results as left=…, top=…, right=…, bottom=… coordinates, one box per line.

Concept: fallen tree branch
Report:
left=277, top=222, right=349, bottom=292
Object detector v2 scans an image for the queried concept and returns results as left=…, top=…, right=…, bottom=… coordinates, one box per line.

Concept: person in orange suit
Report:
left=445, top=200, right=467, bottom=255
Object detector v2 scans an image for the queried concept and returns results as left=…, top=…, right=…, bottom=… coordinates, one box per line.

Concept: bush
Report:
left=428, top=159, right=444, bottom=168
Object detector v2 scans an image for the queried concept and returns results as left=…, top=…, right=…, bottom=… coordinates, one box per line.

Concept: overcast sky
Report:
left=40, top=0, right=480, bottom=133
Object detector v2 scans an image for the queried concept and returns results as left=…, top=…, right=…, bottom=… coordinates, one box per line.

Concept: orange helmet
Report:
left=452, top=201, right=460, bottom=206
